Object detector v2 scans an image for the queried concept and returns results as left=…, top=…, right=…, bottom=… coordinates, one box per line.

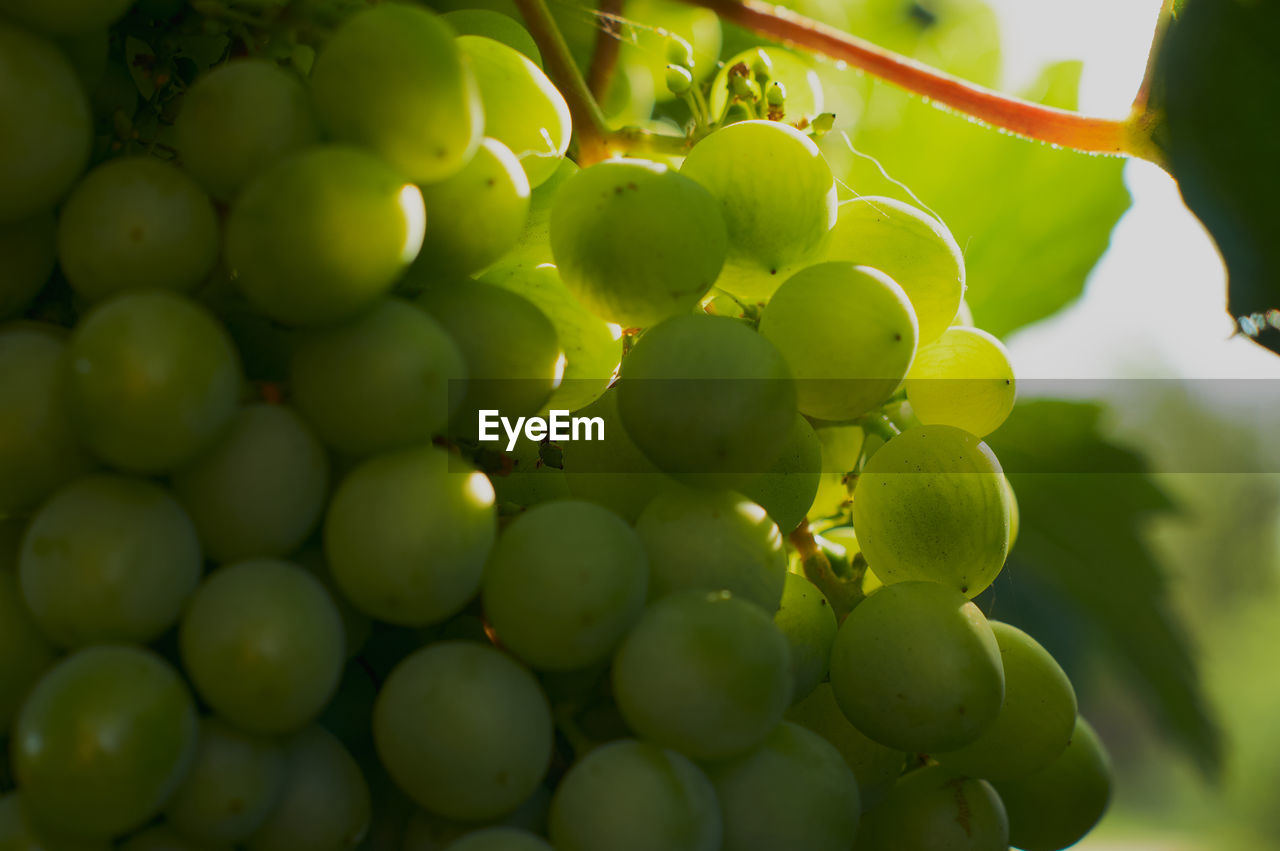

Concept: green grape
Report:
left=0, top=793, right=110, bottom=851
left=736, top=413, right=822, bottom=534
left=829, top=581, right=1003, bottom=753
left=179, top=559, right=345, bottom=734
left=175, top=59, right=319, bottom=202
left=936, top=622, right=1077, bottom=780
left=289, top=298, right=467, bottom=455
left=0, top=211, right=57, bottom=318
left=773, top=572, right=836, bottom=702
left=483, top=264, right=622, bottom=413
left=57, top=157, right=218, bottom=301
left=489, top=434, right=571, bottom=508
left=561, top=389, right=674, bottom=522
left=415, top=137, right=531, bottom=278
left=760, top=262, right=918, bottom=421
left=0, top=564, right=57, bottom=732
left=621, top=0, right=722, bottom=95
left=548, top=739, right=720, bottom=851
left=457, top=36, right=570, bottom=188
left=226, top=146, right=425, bottom=326
left=0, top=21, right=91, bottom=222
left=0, top=327, right=94, bottom=512
left=246, top=725, right=371, bottom=851
left=419, top=281, right=560, bottom=432
left=617, top=314, right=797, bottom=480
left=118, top=824, right=218, bottom=851
left=13, top=646, right=197, bottom=838
left=856, top=765, right=1007, bottom=851
left=807, top=421, right=865, bottom=521
left=19, top=474, right=201, bottom=647
left=445, top=828, right=552, bottom=851
left=310, top=4, right=482, bottom=183
left=612, top=590, right=793, bottom=759
left=164, top=717, right=286, bottom=844
left=994, top=716, right=1111, bottom=851
left=680, top=121, right=836, bottom=301
left=483, top=500, right=648, bottom=670
left=904, top=326, right=1015, bottom=437
left=785, top=683, right=905, bottom=808
left=0, top=0, right=133, bottom=35
left=63, top=291, right=243, bottom=474
left=635, top=486, right=787, bottom=612
left=704, top=722, right=859, bottom=851
left=324, top=446, right=497, bottom=626
left=478, top=158, right=576, bottom=286
left=171, top=403, right=329, bottom=564
left=549, top=159, right=727, bottom=327
left=601, top=60, right=655, bottom=128
left=374, top=641, right=552, bottom=820
left=821, top=196, right=965, bottom=344
left=849, top=425, right=1010, bottom=597
left=709, top=47, right=824, bottom=122
left=441, top=10, right=542, bottom=65
left=402, top=786, right=553, bottom=851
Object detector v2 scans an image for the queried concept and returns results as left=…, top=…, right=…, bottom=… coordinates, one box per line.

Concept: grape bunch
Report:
left=0, top=1, right=1111, bottom=850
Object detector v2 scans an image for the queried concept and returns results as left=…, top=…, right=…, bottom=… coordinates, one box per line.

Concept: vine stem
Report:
left=676, top=0, right=1162, bottom=163
left=586, top=0, right=625, bottom=100
left=514, top=0, right=690, bottom=164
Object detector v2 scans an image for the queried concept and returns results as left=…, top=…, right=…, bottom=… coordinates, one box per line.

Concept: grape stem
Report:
left=515, top=0, right=690, bottom=164
left=789, top=521, right=863, bottom=622
left=587, top=0, right=626, bottom=101
left=674, top=0, right=1167, bottom=165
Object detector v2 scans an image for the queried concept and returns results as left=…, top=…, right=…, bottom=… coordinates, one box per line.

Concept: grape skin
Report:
left=373, top=642, right=553, bottom=821
left=612, top=590, right=793, bottom=760
left=0, top=21, right=91, bottom=222
left=12, top=646, right=198, bottom=839
left=773, top=572, right=837, bottom=703
left=855, top=765, right=1008, bottom=851
left=482, top=500, right=649, bottom=670
left=548, top=739, right=721, bottom=851
left=905, top=326, right=1016, bottom=437
left=829, top=581, right=1005, bottom=753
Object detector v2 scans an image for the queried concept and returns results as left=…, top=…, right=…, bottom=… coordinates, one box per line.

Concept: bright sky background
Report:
left=984, top=0, right=1280, bottom=381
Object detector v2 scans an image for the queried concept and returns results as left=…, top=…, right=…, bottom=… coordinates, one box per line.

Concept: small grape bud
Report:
left=751, top=49, right=773, bottom=81
left=730, top=74, right=760, bottom=101
left=811, top=112, right=836, bottom=134
left=665, top=64, right=694, bottom=96
left=766, top=81, right=787, bottom=108
left=666, top=35, right=694, bottom=70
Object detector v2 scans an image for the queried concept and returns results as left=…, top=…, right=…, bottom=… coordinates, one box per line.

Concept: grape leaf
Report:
left=1149, top=0, right=1280, bottom=355
left=844, top=61, right=1130, bottom=338
left=984, top=400, right=1221, bottom=776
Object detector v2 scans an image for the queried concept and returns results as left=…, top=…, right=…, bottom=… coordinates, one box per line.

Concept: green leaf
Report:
left=985, top=400, right=1221, bottom=776
left=841, top=61, right=1130, bottom=338
left=1149, top=0, right=1280, bottom=355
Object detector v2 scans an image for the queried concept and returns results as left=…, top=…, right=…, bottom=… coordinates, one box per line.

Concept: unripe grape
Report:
left=0, top=0, right=133, bottom=35
left=773, top=572, right=837, bottom=702
left=829, top=581, right=1005, bottom=753
left=760, top=262, right=918, bottom=421
left=0, top=212, right=57, bottom=318
left=310, top=4, right=482, bottom=183
left=821, top=196, right=966, bottom=343
left=617, top=314, right=797, bottom=481
left=993, top=716, right=1112, bottom=851
left=851, top=424, right=1010, bottom=597
left=551, top=159, right=728, bottom=327
left=905, top=326, right=1016, bottom=437
left=549, top=739, right=721, bottom=851
left=710, top=48, right=823, bottom=124
left=442, top=9, right=543, bottom=66
left=935, top=622, right=1077, bottom=780
left=0, top=22, right=92, bottom=222
left=856, top=765, right=1008, bottom=851
left=681, top=121, right=837, bottom=300
left=735, top=413, right=822, bottom=534
left=785, top=683, right=905, bottom=807
left=458, top=35, right=571, bottom=188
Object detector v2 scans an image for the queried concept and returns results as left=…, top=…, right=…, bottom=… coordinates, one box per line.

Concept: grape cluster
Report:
left=0, top=2, right=1110, bottom=850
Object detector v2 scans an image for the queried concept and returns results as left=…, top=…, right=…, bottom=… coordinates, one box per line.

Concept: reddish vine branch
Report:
left=678, top=0, right=1159, bottom=162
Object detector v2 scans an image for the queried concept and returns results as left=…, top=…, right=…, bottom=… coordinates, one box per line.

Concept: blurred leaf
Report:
left=838, top=61, right=1130, bottom=338
left=1149, top=0, right=1280, bottom=355
left=985, top=400, right=1222, bottom=776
